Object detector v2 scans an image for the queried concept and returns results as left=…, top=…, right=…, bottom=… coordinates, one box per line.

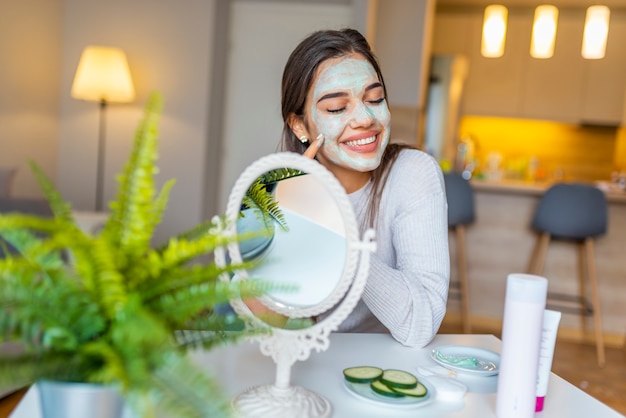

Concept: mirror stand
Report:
left=231, top=229, right=375, bottom=418
left=232, top=332, right=331, bottom=417
left=234, top=385, right=330, bottom=418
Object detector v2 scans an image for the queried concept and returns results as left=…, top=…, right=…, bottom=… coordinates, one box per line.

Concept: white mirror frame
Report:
left=215, top=152, right=375, bottom=418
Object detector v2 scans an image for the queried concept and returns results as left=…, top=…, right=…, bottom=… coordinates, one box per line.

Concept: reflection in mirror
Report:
left=236, top=170, right=347, bottom=313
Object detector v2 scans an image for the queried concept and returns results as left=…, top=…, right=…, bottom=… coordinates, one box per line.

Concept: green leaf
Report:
left=258, top=167, right=305, bottom=184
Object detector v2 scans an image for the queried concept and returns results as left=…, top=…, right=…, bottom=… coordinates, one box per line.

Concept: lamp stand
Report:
left=95, top=99, right=108, bottom=212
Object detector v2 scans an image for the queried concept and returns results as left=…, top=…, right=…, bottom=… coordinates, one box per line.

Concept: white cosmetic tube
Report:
left=535, top=309, right=562, bottom=412
left=496, top=273, right=547, bottom=418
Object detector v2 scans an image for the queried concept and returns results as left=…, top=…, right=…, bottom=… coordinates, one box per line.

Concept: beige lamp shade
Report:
left=71, top=46, right=135, bottom=102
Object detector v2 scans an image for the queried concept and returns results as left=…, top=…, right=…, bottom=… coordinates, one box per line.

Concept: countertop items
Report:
left=9, top=333, right=625, bottom=418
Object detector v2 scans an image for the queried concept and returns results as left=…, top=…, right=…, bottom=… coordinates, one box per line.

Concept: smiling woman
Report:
left=279, top=28, right=450, bottom=348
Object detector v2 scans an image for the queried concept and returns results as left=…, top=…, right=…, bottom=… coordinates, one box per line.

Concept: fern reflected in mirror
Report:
left=237, top=169, right=347, bottom=317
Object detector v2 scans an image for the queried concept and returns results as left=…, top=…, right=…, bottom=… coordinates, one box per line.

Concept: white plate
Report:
left=343, top=378, right=435, bottom=408
left=430, top=345, right=500, bottom=376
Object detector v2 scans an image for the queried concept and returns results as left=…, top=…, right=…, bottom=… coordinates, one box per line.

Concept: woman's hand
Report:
left=303, top=134, right=324, bottom=159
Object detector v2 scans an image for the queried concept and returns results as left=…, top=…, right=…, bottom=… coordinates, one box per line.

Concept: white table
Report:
left=10, top=333, right=625, bottom=418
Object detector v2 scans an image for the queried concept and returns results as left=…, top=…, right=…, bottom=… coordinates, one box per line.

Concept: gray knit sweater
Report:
left=338, top=149, right=450, bottom=347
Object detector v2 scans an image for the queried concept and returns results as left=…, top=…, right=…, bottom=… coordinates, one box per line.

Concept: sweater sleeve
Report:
left=360, top=151, right=450, bottom=347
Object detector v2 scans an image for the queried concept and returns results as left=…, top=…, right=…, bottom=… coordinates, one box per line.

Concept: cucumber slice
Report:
left=380, top=369, right=418, bottom=389
left=370, top=380, right=405, bottom=398
left=343, top=366, right=383, bottom=383
left=391, top=382, right=428, bottom=397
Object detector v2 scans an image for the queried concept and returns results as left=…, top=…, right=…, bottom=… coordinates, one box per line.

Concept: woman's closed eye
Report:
left=367, top=97, right=385, bottom=105
left=325, top=97, right=384, bottom=114
left=327, top=106, right=346, bottom=114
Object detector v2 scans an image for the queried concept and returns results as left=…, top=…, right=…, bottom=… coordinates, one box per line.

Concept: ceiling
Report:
left=436, top=0, right=626, bottom=10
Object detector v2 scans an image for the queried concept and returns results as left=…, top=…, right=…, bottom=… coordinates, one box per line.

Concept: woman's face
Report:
left=304, top=53, right=391, bottom=174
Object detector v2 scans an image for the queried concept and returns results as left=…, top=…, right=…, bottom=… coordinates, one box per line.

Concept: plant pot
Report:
left=38, top=380, right=124, bottom=418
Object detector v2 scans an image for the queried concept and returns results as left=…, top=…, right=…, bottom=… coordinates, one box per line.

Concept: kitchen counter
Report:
left=471, top=178, right=549, bottom=196
left=470, top=179, right=626, bottom=203
left=448, top=178, right=626, bottom=346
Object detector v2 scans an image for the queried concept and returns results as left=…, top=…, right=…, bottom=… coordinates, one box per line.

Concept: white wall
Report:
left=373, top=0, right=434, bottom=109
left=0, top=0, right=62, bottom=197
left=372, top=0, right=435, bottom=146
left=57, top=0, right=217, bottom=243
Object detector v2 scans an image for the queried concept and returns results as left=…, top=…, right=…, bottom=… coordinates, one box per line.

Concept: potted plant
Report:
left=0, top=92, right=277, bottom=418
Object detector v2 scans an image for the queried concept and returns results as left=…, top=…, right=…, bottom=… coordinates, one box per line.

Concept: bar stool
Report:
left=526, top=183, right=608, bottom=366
left=444, top=172, right=475, bottom=333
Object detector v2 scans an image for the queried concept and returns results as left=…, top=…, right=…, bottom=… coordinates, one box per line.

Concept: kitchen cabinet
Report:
left=580, top=17, right=626, bottom=125
left=432, top=11, right=526, bottom=117
left=466, top=13, right=530, bottom=118
left=520, top=12, right=585, bottom=122
left=432, top=8, right=626, bottom=125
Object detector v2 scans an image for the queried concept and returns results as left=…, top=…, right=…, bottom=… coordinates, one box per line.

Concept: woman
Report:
left=280, top=28, right=449, bottom=347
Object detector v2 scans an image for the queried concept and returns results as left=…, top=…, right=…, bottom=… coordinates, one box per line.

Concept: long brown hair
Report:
left=280, top=28, right=412, bottom=229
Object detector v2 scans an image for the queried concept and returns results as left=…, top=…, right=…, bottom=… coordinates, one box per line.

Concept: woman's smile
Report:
left=341, top=132, right=379, bottom=153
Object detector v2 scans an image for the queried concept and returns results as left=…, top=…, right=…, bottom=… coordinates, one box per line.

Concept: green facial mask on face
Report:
left=310, top=56, right=391, bottom=172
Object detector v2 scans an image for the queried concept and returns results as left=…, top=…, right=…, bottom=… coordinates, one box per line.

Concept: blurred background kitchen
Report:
left=390, top=0, right=626, bottom=189
left=1, top=0, right=625, bottom=414
left=1, top=0, right=624, bottom=364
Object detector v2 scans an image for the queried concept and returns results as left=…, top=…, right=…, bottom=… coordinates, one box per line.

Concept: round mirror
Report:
left=214, top=152, right=375, bottom=418
left=236, top=168, right=352, bottom=318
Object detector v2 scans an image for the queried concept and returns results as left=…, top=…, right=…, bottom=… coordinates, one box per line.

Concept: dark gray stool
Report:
left=526, top=183, right=607, bottom=366
left=444, top=172, right=476, bottom=333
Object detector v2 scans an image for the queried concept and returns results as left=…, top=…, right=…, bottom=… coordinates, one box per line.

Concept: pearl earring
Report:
left=299, top=136, right=309, bottom=144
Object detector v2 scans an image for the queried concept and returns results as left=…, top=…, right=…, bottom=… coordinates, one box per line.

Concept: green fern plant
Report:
left=0, top=92, right=277, bottom=418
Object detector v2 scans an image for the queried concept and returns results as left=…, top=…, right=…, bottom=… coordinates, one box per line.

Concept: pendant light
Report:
left=530, top=5, right=559, bottom=58
left=582, top=5, right=610, bottom=59
left=481, top=5, right=508, bottom=58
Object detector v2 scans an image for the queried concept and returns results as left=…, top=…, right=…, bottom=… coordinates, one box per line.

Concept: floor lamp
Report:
left=71, top=46, right=135, bottom=211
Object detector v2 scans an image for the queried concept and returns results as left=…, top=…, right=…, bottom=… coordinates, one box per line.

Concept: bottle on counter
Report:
left=526, top=156, right=540, bottom=182
left=611, top=170, right=626, bottom=190
left=456, top=134, right=477, bottom=180
left=484, top=152, right=503, bottom=181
